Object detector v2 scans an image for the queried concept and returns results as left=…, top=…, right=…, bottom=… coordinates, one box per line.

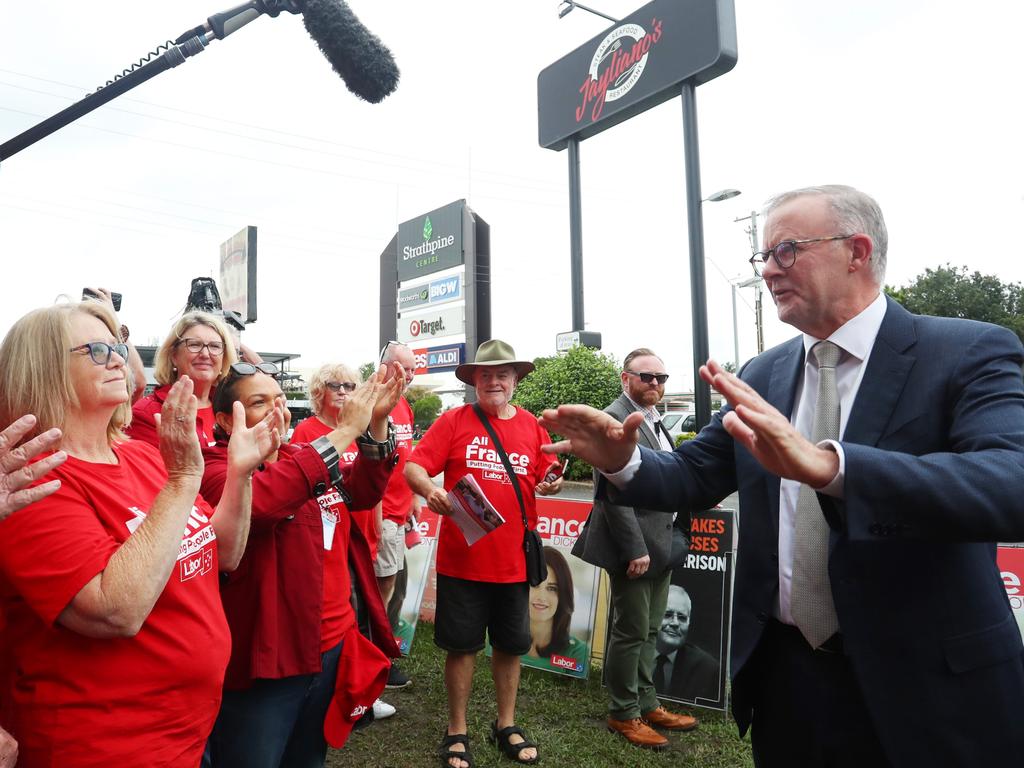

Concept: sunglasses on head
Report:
left=229, top=362, right=280, bottom=377
left=325, top=381, right=357, bottom=392
left=70, top=341, right=129, bottom=366
left=379, top=340, right=400, bottom=363
left=625, top=370, right=670, bottom=385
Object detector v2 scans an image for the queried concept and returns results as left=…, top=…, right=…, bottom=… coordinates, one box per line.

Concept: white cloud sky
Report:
left=2, top=0, right=1022, bottom=391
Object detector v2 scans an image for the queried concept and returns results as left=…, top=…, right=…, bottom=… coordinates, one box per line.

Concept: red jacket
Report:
left=200, top=440, right=400, bottom=690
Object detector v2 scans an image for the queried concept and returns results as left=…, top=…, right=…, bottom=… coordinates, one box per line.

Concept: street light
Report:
left=557, top=1, right=620, bottom=23
left=703, top=188, right=741, bottom=203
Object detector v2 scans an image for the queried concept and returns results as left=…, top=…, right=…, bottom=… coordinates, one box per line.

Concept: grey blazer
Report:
left=571, top=393, right=681, bottom=578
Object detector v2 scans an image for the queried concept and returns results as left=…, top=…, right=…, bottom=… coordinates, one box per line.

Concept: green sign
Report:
left=397, top=200, right=465, bottom=281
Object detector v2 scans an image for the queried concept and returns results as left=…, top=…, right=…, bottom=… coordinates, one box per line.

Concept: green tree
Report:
left=887, top=264, right=1024, bottom=343
left=411, top=393, right=442, bottom=429
left=512, top=345, right=622, bottom=480
left=359, top=361, right=376, bottom=382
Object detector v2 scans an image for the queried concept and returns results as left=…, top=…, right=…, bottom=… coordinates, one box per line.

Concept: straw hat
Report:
left=454, top=339, right=535, bottom=385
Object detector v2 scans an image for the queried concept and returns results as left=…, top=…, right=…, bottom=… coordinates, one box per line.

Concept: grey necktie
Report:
left=790, top=340, right=841, bottom=648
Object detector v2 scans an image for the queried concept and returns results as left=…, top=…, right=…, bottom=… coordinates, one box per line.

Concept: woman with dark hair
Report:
left=526, top=547, right=589, bottom=670
left=200, top=360, right=404, bottom=768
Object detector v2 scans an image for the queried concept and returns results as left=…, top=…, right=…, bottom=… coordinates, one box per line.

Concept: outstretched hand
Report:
left=538, top=405, right=644, bottom=474
left=700, top=358, right=838, bottom=487
left=0, top=415, right=67, bottom=523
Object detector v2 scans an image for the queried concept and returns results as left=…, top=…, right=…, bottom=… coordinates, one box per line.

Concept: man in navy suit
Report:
left=541, top=185, right=1024, bottom=767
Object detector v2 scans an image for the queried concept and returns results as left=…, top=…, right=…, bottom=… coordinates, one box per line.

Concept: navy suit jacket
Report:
left=613, top=298, right=1024, bottom=766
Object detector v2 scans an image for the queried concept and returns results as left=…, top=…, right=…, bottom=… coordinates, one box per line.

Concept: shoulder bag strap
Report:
left=471, top=404, right=528, bottom=529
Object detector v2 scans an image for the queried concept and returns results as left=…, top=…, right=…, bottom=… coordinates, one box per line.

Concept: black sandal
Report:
left=438, top=732, right=473, bottom=768
left=489, top=721, right=540, bottom=765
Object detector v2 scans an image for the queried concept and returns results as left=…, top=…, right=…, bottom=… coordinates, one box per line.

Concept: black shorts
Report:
left=434, top=574, right=530, bottom=655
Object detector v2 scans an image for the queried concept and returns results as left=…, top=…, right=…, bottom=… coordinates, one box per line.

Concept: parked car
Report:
left=662, top=411, right=696, bottom=441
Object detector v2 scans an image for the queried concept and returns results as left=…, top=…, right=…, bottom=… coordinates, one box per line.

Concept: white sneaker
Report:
left=372, top=698, right=396, bottom=719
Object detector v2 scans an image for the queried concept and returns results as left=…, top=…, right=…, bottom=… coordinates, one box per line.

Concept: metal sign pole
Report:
left=567, top=137, right=585, bottom=332
left=680, top=81, right=711, bottom=430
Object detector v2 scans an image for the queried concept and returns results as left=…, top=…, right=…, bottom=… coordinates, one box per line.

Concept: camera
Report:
left=82, top=288, right=122, bottom=312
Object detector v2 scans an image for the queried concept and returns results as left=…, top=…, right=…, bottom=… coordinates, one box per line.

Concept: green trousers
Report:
left=606, top=568, right=671, bottom=720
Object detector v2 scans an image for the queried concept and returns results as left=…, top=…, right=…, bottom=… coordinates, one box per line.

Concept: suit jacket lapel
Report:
left=844, top=297, right=917, bottom=446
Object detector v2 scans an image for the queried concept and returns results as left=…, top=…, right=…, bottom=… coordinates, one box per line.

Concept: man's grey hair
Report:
left=381, top=341, right=411, bottom=364
left=765, top=185, right=888, bottom=284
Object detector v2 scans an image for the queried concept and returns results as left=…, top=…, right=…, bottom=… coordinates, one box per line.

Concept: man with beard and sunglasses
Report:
left=572, top=348, right=698, bottom=750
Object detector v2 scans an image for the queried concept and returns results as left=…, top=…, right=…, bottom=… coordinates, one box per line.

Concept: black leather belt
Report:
left=771, top=620, right=844, bottom=655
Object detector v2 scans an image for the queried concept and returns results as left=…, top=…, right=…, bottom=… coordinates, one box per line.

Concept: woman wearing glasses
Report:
left=200, top=361, right=404, bottom=768
left=0, top=301, right=279, bottom=768
left=127, top=311, right=237, bottom=447
left=293, top=364, right=382, bottom=561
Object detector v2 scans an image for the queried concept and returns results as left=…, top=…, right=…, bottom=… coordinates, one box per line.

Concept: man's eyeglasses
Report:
left=70, top=341, right=129, bottom=366
left=229, top=361, right=280, bottom=377
left=325, top=381, right=357, bottom=393
left=178, top=337, right=225, bottom=356
left=749, top=234, right=854, bottom=276
left=625, top=370, right=669, bottom=385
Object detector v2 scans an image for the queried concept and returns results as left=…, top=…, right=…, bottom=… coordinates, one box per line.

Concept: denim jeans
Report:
left=206, top=642, right=342, bottom=768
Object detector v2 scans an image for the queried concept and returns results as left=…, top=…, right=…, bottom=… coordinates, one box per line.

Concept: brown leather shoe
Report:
left=642, top=706, right=699, bottom=731
left=606, top=717, right=669, bottom=750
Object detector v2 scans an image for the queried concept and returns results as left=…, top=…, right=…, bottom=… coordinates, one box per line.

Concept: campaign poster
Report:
left=415, top=508, right=442, bottom=624
left=481, top=498, right=600, bottom=679
left=654, top=508, right=735, bottom=712
left=998, top=546, right=1024, bottom=641
left=393, top=532, right=436, bottom=656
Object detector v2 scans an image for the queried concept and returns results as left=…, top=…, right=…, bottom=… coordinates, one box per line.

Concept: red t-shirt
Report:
left=0, top=440, right=229, bottom=768
left=409, top=405, right=553, bottom=582
left=290, top=416, right=360, bottom=650
left=381, top=397, right=415, bottom=525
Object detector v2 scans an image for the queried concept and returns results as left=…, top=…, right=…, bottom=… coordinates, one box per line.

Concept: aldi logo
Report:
left=412, top=343, right=466, bottom=375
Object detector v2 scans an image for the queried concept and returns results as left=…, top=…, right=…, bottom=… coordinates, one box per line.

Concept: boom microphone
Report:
left=0, top=0, right=400, bottom=162
left=300, top=0, right=400, bottom=103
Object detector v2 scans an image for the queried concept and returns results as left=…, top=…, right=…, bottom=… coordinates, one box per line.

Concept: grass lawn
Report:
left=328, top=622, right=753, bottom=768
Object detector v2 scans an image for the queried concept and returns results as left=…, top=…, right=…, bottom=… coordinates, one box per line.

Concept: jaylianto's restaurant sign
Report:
left=537, top=0, right=737, bottom=150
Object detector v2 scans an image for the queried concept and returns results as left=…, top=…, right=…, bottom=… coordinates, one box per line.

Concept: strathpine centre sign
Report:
left=397, top=200, right=465, bottom=281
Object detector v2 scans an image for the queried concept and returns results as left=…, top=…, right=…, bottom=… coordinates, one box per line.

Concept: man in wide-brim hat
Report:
left=406, top=339, right=561, bottom=768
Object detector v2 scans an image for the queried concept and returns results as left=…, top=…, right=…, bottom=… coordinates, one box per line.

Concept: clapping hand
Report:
left=227, top=400, right=282, bottom=476
left=154, top=377, right=203, bottom=482
left=0, top=415, right=67, bottom=523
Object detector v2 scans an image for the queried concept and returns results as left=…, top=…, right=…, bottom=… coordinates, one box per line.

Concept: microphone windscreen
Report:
left=301, top=0, right=400, bottom=103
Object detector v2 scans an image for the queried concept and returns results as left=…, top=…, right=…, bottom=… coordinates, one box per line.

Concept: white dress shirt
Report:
left=606, top=292, right=889, bottom=625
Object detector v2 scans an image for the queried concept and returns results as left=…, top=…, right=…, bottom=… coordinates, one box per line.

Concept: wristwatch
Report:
left=356, top=421, right=398, bottom=461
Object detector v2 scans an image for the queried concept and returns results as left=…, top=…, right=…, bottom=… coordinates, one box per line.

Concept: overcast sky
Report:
left=2, top=0, right=1022, bottom=392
